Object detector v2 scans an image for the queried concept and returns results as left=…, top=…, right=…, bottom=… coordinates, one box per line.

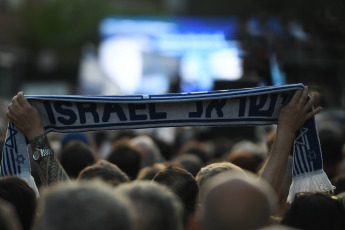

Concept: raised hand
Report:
left=7, top=92, right=45, bottom=141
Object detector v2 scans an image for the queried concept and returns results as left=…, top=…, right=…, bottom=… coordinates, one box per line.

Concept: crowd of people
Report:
left=0, top=87, right=345, bottom=230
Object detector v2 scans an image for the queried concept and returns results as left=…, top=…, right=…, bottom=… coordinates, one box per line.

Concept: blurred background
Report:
left=0, top=0, right=345, bottom=109
left=1, top=0, right=345, bottom=183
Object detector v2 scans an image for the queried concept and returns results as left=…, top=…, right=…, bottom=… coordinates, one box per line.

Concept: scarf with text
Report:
left=0, top=83, right=333, bottom=201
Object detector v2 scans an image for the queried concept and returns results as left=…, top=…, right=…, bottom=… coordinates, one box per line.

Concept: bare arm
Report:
left=7, top=92, right=69, bottom=186
left=259, top=87, right=322, bottom=193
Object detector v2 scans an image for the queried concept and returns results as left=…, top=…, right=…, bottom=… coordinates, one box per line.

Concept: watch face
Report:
left=33, top=150, right=41, bottom=161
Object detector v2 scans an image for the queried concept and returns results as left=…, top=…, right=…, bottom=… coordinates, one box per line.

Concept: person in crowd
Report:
left=258, top=86, right=322, bottom=195
left=59, top=140, right=96, bottom=179
left=225, top=149, right=262, bottom=173
left=116, top=180, right=184, bottom=230
left=6, top=92, right=69, bottom=186
left=35, top=180, right=134, bottom=230
left=0, top=199, right=23, bottom=230
left=275, top=156, right=293, bottom=218
left=332, top=173, right=345, bottom=195
left=318, top=129, right=344, bottom=180
left=78, top=159, right=130, bottom=186
left=0, top=176, right=37, bottom=230
left=106, top=139, right=142, bottom=180
left=262, top=128, right=293, bottom=218
left=136, top=163, right=165, bottom=180
left=198, top=171, right=277, bottom=230
left=174, top=154, right=203, bottom=177
left=61, top=132, right=91, bottom=150
left=196, top=161, right=246, bottom=189
left=336, top=191, right=345, bottom=208
left=176, top=140, right=210, bottom=164
left=281, top=192, right=345, bottom=230
left=152, top=165, right=199, bottom=228
left=130, top=135, right=164, bottom=168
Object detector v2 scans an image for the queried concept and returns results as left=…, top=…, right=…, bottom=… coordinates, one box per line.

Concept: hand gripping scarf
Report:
left=0, top=83, right=334, bottom=201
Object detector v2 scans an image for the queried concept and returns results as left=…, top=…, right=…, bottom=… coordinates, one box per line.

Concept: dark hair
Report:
left=78, top=160, right=130, bottom=186
left=0, top=199, right=22, bottom=230
left=175, top=154, right=203, bottom=177
left=177, top=141, right=209, bottom=164
left=60, top=141, right=96, bottom=178
left=106, top=140, right=142, bottom=180
left=153, top=165, right=198, bottom=225
left=319, top=130, right=343, bottom=179
left=0, top=176, right=37, bottom=230
left=332, top=173, right=345, bottom=195
left=281, top=192, right=345, bottom=230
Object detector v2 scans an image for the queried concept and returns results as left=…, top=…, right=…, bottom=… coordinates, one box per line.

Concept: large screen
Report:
left=98, top=16, right=243, bottom=94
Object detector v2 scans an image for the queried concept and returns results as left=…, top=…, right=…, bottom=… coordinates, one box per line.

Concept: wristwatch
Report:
left=32, top=148, right=54, bottom=161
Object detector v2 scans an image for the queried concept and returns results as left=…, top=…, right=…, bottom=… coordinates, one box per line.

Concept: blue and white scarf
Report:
left=0, top=83, right=333, bottom=201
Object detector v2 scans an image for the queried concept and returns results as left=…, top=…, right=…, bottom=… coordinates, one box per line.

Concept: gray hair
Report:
left=116, top=181, right=183, bottom=230
left=36, top=180, right=134, bottom=230
left=196, top=162, right=246, bottom=189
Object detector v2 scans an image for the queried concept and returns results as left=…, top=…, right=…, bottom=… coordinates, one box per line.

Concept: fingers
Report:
left=304, top=92, right=319, bottom=112
left=11, top=95, right=22, bottom=112
left=6, top=109, right=14, bottom=121
left=290, top=88, right=303, bottom=104
left=7, top=92, right=26, bottom=121
left=299, top=86, right=309, bottom=106
left=16, top=92, right=28, bottom=108
left=300, top=89, right=321, bottom=120
left=306, top=106, right=322, bottom=120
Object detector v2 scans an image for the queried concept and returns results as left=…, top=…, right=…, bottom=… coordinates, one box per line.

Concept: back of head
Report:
left=78, top=160, right=130, bottom=186
left=196, top=162, right=246, bottom=189
left=0, top=199, right=23, bottom=230
left=60, top=141, right=96, bottom=178
left=37, top=180, right=134, bottom=230
left=152, top=165, right=198, bottom=225
left=177, top=140, right=209, bottom=164
left=116, top=181, right=183, bottom=230
left=0, top=176, right=36, bottom=230
left=136, top=163, right=165, bottom=181
left=61, top=132, right=90, bottom=148
left=130, top=135, right=163, bottom=167
left=175, top=154, right=203, bottom=177
left=332, top=173, right=345, bottom=195
left=281, top=192, right=345, bottom=230
left=106, top=140, right=142, bottom=180
left=225, top=150, right=261, bottom=173
left=199, top=171, right=277, bottom=230
left=318, top=129, right=343, bottom=179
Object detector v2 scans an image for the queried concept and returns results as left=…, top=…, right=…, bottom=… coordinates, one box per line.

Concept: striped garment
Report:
left=0, top=83, right=333, bottom=201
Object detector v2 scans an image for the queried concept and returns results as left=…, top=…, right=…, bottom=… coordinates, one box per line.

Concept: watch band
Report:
left=33, top=148, right=54, bottom=161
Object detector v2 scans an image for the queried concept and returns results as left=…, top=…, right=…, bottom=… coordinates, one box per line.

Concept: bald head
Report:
left=200, top=172, right=277, bottom=230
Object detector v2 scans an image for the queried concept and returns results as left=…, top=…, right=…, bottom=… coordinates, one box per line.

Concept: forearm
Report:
left=29, top=133, right=69, bottom=186
left=259, top=127, right=294, bottom=193
left=259, top=87, right=321, bottom=194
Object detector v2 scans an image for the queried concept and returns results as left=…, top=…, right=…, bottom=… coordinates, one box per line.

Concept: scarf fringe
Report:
left=287, top=169, right=335, bottom=203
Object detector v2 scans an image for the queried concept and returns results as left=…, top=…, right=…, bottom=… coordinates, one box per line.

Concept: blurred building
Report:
left=0, top=0, right=344, bottom=109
